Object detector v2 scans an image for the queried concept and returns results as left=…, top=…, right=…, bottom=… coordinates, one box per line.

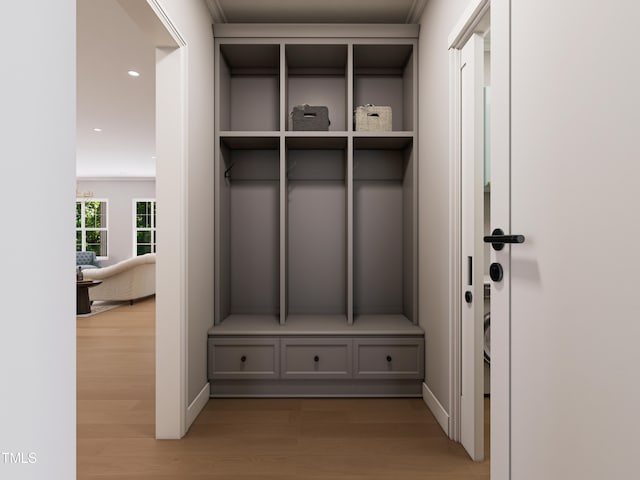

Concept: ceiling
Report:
left=207, top=0, right=426, bottom=24
left=77, top=0, right=156, bottom=177
left=76, top=0, right=427, bottom=178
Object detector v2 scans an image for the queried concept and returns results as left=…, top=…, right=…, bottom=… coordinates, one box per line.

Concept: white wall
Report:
left=418, top=0, right=470, bottom=417
left=0, top=1, right=75, bottom=478
left=182, top=5, right=215, bottom=410
left=77, top=178, right=156, bottom=265
left=154, top=0, right=214, bottom=432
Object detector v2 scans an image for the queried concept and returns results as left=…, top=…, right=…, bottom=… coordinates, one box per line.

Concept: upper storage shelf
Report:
left=214, top=23, right=418, bottom=136
left=218, top=44, right=280, bottom=132
left=285, top=44, right=348, bottom=132
left=353, top=44, right=414, bottom=132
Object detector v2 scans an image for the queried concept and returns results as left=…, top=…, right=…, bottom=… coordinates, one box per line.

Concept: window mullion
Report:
left=81, top=201, right=86, bottom=251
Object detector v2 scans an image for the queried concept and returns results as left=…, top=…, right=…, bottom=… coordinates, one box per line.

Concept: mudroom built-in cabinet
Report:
left=210, top=24, right=424, bottom=397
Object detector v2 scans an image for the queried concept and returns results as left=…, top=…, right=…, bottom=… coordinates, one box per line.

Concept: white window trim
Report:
left=132, top=198, right=157, bottom=257
left=76, top=198, right=109, bottom=260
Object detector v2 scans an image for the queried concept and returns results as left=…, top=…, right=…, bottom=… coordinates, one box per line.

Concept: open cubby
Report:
left=217, top=137, right=280, bottom=324
left=353, top=137, right=415, bottom=323
left=219, top=44, right=280, bottom=132
left=286, top=45, right=348, bottom=132
left=286, top=138, right=348, bottom=317
left=353, top=44, right=414, bottom=132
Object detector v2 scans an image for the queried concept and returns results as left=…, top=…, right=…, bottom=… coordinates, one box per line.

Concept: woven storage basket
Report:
left=291, top=104, right=330, bottom=131
left=354, top=105, right=392, bottom=131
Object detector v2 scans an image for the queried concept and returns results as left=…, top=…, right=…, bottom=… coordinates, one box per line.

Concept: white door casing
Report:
left=117, top=0, right=189, bottom=439
left=448, top=0, right=490, bottom=461
left=459, top=32, right=486, bottom=462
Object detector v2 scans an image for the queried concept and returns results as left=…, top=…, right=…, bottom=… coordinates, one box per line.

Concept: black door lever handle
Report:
left=483, top=228, right=525, bottom=251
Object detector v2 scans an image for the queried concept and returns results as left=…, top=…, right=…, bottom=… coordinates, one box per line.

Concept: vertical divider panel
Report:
left=412, top=138, right=418, bottom=324
left=280, top=43, right=287, bottom=133
left=347, top=135, right=354, bottom=325
left=347, top=43, right=354, bottom=134
left=347, top=43, right=354, bottom=325
left=412, top=40, right=419, bottom=323
left=402, top=143, right=416, bottom=323
left=279, top=43, right=287, bottom=325
left=214, top=40, right=221, bottom=324
left=402, top=44, right=415, bottom=132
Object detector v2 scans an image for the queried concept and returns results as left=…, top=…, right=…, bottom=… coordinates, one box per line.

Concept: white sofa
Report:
left=82, top=253, right=156, bottom=303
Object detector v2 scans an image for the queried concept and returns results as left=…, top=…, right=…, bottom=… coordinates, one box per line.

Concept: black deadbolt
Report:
left=314, top=355, right=319, bottom=362
left=464, top=291, right=473, bottom=303
left=240, top=355, right=247, bottom=363
left=489, top=263, right=504, bottom=282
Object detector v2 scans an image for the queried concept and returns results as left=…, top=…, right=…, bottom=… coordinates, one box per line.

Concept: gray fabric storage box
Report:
left=291, top=104, right=330, bottom=131
left=354, top=105, right=392, bottom=131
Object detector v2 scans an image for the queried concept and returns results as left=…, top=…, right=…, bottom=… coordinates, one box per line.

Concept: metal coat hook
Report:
left=224, top=159, right=238, bottom=180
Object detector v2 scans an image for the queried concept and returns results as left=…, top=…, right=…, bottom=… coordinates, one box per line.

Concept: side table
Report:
left=76, top=280, right=102, bottom=315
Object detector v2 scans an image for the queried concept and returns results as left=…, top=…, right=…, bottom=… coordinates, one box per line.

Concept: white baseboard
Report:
left=186, top=382, right=210, bottom=428
left=422, top=382, right=450, bottom=436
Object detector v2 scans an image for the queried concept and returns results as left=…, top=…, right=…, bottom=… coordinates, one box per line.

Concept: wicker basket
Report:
left=291, top=104, right=330, bottom=131
left=354, top=105, right=392, bottom=131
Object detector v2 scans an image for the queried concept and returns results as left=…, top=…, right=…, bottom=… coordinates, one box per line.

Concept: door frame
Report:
left=448, top=0, right=511, bottom=475
left=116, top=0, right=190, bottom=439
left=447, top=0, right=490, bottom=445
left=147, top=0, right=190, bottom=439
left=458, top=31, right=486, bottom=461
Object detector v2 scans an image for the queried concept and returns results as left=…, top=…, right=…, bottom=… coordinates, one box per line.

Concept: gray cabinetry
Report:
left=210, top=24, right=423, bottom=397
left=281, top=338, right=352, bottom=379
left=209, top=337, right=279, bottom=379
left=354, top=337, right=424, bottom=379
left=207, top=335, right=424, bottom=393
left=286, top=44, right=347, bottom=131
left=219, top=44, right=280, bottom=131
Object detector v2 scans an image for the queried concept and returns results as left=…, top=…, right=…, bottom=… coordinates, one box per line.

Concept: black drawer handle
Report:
left=386, top=355, right=392, bottom=362
left=314, top=355, right=319, bottom=362
left=240, top=355, right=247, bottom=363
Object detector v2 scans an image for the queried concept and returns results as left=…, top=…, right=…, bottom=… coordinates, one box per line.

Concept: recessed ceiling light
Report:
left=127, top=70, right=140, bottom=77
left=93, top=128, right=102, bottom=132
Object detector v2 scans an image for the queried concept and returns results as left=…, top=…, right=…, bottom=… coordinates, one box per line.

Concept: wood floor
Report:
left=77, top=298, right=490, bottom=479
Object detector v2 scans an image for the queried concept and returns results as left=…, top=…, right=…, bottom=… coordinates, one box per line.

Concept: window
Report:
left=76, top=200, right=108, bottom=257
left=134, top=199, right=156, bottom=255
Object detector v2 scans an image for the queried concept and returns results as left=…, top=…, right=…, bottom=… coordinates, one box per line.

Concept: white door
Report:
left=460, top=32, right=485, bottom=462
left=491, top=1, right=640, bottom=478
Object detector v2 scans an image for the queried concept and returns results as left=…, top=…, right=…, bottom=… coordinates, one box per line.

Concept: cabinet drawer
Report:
left=354, top=338, right=424, bottom=379
left=281, top=338, right=352, bottom=379
left=208, top=337, right=279, bottom=379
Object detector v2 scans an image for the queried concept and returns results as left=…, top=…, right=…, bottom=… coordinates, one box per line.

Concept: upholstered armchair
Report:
left=76, top=251, right=102, bottom=270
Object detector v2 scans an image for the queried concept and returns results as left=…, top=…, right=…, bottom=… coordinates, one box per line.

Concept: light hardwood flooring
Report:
left=77, top=297, right=490, bottom=479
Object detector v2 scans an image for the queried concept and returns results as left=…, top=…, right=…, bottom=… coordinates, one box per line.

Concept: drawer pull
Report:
left=313, top=355, right=320, bottom=362
left=240, top=355, right=247, bottom=363
left=386, top=355, right=392, bottom=362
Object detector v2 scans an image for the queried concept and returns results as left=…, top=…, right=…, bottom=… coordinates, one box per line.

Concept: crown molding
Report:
left=206, top=0, right=227, bottom=24
left=406, top=0, right=428, bottom=24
